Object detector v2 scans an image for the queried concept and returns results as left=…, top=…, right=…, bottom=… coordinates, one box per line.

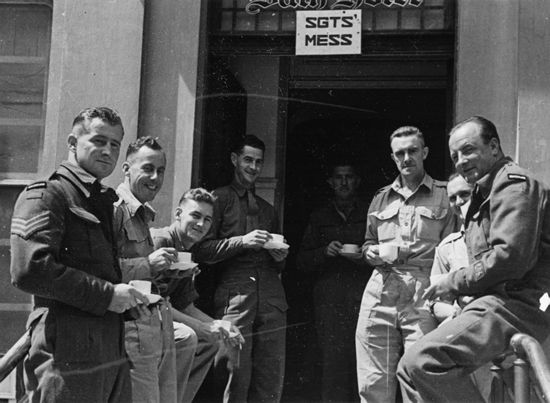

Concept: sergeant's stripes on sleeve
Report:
left=11, top=212, right=51, bottom=240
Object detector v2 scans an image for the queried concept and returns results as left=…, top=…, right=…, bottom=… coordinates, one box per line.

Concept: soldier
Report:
left=10, top=107, right=147, bottom=402
left=113, top=136, right=179, bottom=403
left=297, top=162, right=371, bottom=402
left=194, top=135, right=288, bottom=403
left=356, top=126, right=457, bottom=402
left=398, top=116, right=550, bottom=402
left=150, top=188, right=244, bottom=403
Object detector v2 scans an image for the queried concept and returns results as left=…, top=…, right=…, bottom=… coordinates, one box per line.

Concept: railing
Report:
left=511, top=333, right=550, bottom=403
left=0, top=329, right=30, bottom=383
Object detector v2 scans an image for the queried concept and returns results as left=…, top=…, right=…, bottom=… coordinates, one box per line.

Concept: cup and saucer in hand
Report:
left=169, top=252, right=198, bottom=272
left=339, top=243, right=362, bottom=258
left=129, top=280, right=162, bottom=305
left=263, top=233, right=290, bottom=250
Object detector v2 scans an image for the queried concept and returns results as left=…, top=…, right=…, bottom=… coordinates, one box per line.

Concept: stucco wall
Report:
left=44, top=0, right=144, bottom=187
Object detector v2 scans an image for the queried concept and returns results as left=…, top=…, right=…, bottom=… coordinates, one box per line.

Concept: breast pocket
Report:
left=63, top=207, right=102, bottom=258
left=121, top=217, right=153, bottom=257
left=416, top=206, right=448, bottom=242
left=371, top=207, right=399, bottom=242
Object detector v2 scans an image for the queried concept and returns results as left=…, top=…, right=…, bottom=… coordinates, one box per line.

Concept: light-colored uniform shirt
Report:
left=363, top=174, right=457, bottom=269
left=113, top=182, right=156, bottom=282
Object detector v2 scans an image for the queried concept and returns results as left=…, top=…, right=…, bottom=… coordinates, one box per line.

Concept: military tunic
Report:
left=10, top=161, right=131, bottom=403
left=398, top=157, right=550, bottom=403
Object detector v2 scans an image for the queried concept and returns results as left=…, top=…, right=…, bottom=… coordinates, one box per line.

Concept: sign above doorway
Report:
left=296, top=10, right=361, bottom=55
left=246, top=0, right=424, bottom=15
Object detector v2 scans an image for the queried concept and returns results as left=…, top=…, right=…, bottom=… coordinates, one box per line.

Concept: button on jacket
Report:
left=445, top=156, right=550, bottom=304
left=363, top=174, right=457, bottom=268
left=10, top=161, right=131, bottom=403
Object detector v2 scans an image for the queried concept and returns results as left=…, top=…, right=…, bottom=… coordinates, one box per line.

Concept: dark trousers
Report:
left=314, top=271, right=368, bottom=402
left=397, top=294, right=550, bottom=403
left=24, top=308, right=132, bottom=403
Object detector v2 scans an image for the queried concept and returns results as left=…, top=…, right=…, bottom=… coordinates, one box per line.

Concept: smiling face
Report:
left=449, top=122, right=500, bottom=184
left=68, top=117, right=123, bottom=179
left=328, top=165, right=360, bottom=201
left=175, top=199, right=213, bottom=245
left=447, top=175, right=473, bottom=218
left=390, top=134, right=428, bottom=183
left=123, top=146, right=166, bottom=203
left=231, top=145, right=264, bottom=188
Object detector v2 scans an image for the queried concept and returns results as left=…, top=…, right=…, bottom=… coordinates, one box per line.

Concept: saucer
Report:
left=340, top=251, right=362, bottom=258
left=263, top=241, right=289, bottom=250
left=169, top=262, right=198, bottom=271
left=140, top=294, right=162, bottom=305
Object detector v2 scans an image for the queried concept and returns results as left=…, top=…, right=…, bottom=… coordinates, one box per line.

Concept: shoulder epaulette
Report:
left=508, top=173, right=527, bottom=182
left=26, top=181, right=47, bottom=191
left=433, top=179, right=448, bottom=187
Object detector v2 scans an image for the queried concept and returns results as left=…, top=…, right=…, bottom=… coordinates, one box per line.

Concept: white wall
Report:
left=44, top=0, right=144, bottom=188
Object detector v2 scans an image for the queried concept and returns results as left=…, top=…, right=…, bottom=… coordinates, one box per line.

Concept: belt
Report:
left=380, top=264, right=430, bottom=274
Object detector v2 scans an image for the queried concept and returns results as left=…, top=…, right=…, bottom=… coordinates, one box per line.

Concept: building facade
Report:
left=1, top=0, right=550, bottom=399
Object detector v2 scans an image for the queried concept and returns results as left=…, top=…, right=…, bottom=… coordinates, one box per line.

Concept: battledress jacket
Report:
left=10, top=162, right=126, bottom=365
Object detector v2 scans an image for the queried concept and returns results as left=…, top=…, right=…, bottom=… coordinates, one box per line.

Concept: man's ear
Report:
left=489, top=138, right=500, bottom=155
left=175, top=206, right=182, bottom=220
left=230, top=152, right=238, bottom=167
left=67, top=133, right=77, bottom=152
left=122, top=161, right=130, bottom=176
left=423, top=146, right=429, bottom=160
left=326, top=177, right=335, bottom=189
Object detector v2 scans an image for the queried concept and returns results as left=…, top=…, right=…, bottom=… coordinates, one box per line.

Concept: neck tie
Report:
left=246, top=189, right=259, bottom=233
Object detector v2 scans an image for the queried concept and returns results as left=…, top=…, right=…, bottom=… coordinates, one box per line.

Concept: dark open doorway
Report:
left=281, top=87, right=451, bottom=401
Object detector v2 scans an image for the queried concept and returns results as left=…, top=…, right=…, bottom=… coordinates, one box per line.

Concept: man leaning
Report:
left=398, top=116, right=550, bottom=403
left=10, top=107, right=147, bottom=402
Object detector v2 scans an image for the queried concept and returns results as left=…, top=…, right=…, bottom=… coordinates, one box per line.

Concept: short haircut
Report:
left=178, top=187, right=216, bottom=207
left=72, top=106, right=124, bottom=135
left=231, top=134, right=266, bottom=155
left=125, top=136, right=163, bottom=160
left=450, top=116, right=500, bottom=146
left=327, top=161, right=357, bottom=177
left=448, top=172, right=461, bottom=182
left=390, top=126, right=425, bottom=147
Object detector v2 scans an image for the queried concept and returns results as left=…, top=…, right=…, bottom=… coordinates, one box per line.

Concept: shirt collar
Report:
left=390, top=173, right=433, bottom=194
left=230, top=178, right=254, bottom=198
left=57, top=161, right=100, bottom=198
left=475, top=156, right=512, bottom=199
left=116, top=182, right=156, bottom=222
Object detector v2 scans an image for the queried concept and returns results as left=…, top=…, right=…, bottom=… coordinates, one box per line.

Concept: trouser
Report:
left=214, top=271, right=287, bottom=403
left=397, top=294, right=550, bottom=403
left=314, top=271, right=369, bottom=403
left=355, top=267, right=437, bottom=403
left=24, top=308, right=132, bottom=403
left=173, top=321, right=219, bottom=403
left=125, top=301, right=177, bottom=403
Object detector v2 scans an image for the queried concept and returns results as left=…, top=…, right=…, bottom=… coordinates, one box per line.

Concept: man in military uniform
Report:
left=297, top=162, right=371, bottom=402
left=398, top=116, right=550, bottom=402
left=10, top=107, right=148, bottom=402
left=113, top=136, right=180, bottom=403
left=429, top=173, right=473, bottom=322
left=194, top=135, right=288, bottom=403
left=150, top=188, right=244, bottom=403
left=356, top=126, right=457, bottom=402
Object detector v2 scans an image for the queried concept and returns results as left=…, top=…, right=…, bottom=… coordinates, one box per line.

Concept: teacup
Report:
left=129, top=280, right=151, bottom=295
left=341, top=244, right=360, bottom=254
left=379, top=243, right=399, bottom=263
left=269, top=233, right=284, bottom=244
left=178, top=252, right=192, bottom=263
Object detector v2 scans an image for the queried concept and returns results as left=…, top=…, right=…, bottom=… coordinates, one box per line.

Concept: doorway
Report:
left=281, top=87, right=450, bottom=401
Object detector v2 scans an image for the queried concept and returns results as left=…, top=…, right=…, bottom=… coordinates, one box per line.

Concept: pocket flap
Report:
left=371, top=207, right=399, bottom=221
left=417, top=206, right=447, bottom=220
left=69, top=206, right=100, bottom=224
